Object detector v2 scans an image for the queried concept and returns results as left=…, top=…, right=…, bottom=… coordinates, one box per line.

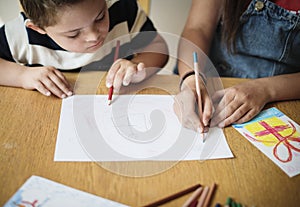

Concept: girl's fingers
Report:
left=173, top=90, right=205, bottom=132
left=211, top=96, right=244, bottom=127
left=218, top=105, right=248, bottom=127
left=211, top=89, right=233, bottom=121
left=202, top=95, right=214, bottom=127
left=211, top=89, right=225, bottom=105
left=229, top=106, right=261, bottom=126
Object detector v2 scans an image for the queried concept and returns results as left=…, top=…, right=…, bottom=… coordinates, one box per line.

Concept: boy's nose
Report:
left=84, top=25, right=100, bottom=42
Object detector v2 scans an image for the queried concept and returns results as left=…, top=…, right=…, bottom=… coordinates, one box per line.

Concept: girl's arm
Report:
left=174, top=0, right=222, bottom=131
left=211, top=72, right=300, bottom=127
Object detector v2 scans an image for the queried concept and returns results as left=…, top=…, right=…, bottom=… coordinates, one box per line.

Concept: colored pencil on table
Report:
left=108, top=40, right=120, bottom=105
left=225, top=197, right=232, bottom=207
left=197, top=186, right=210, bottom=207
left=203, top=183, right=217, bottom=207
left=143, top=184, right=201, bottom=207
left=182, top=186, right=203, bottom=207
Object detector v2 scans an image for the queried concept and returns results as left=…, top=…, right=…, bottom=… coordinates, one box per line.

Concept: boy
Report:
left=0, top=0, right=168, bottom=98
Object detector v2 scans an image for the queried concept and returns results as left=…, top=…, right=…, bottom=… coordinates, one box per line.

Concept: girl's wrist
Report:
left=179, top=70, right=206, bottom=91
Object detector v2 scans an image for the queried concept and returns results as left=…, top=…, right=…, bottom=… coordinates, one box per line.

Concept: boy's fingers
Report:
left=106, top=59, right=122, bottom=87
left=112, top=68, right=126, bottom=92
left=42, top=77, right=67, bottom=98
left=35, top=82, right=51, bottom=97
left=123, top=65, right=136, bottom=86
left=137, top=62, right=145, bottom=71
left=53, top=70, right=72, bottom=89
left=49, top=73, right=72, bottom=96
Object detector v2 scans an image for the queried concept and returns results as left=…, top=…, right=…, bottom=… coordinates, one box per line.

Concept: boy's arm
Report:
left=130, top=33, right=169, bottom=79
left=0, top=58, right=26, bottom=87
left=0, top=58, right=73, bottom=98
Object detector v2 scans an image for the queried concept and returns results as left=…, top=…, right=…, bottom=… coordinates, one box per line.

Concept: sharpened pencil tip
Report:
left=203, top=133, right=207, bottom=143
left=108, top=100, right=112, bottom=105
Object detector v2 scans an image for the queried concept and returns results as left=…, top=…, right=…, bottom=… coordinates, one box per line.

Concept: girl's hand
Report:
left=210, top=80, right=269, bottom=127
left=105, top=59, right=146, bottom=92
left=173, top=76, right=214, bottom=132
left=20, top=66, right=73, bottom=98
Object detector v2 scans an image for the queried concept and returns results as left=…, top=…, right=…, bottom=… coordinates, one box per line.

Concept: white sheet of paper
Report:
left=4, top=175, right=128, bottom=207
left=54, top=95, right=233, bottom=161
left=233, top=107, right=300, bottom=177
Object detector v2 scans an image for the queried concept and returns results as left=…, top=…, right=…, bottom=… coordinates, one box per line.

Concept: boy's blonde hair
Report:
left=19, top=0, right=84, bottom=28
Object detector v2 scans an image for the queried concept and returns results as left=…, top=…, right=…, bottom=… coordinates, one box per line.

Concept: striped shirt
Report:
left=0, top=0, right=157, bottom=71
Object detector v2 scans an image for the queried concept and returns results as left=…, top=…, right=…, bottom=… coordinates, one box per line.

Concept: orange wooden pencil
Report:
left=108, top=40, right=120, bottom=105
left=196, top=186, right=210, bottom=207
left=193, top=52, right=206, bottom=142
left=203, top=183, right=217, bottom=207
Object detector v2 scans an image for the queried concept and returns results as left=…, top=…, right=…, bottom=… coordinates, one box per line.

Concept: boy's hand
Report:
left=20, top=66, right=73, bottom=98
left=106, top=59, right=146, bottom=92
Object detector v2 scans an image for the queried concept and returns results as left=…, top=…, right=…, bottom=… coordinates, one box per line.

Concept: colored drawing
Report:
left=233, top=107, right=300, bottom=177
left=243, top=117, right=300, bottom=163
left=4, top=176, right=128, bottom=207
left=14, top=200, right=38, bottom=207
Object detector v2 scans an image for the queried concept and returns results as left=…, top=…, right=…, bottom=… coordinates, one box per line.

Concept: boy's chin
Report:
left=68, top=48, right=98, bottom=54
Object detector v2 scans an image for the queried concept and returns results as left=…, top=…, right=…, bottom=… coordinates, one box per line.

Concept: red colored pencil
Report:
left=108, top=40, right=120, bottom=105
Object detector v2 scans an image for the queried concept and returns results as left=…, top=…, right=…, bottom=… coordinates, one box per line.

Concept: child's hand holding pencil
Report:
left=106, top=40, right=147, bottom=105
left=173, top=52, right=214, bottom=141
left=106, top=59, right=146, bottom=92
left=193, top=52, right=209, bottom=142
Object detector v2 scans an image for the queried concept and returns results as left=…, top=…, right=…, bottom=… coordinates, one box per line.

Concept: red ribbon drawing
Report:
left=14, top=200, right=38, bottom=207
left=244, top=120, right=300, bottom=163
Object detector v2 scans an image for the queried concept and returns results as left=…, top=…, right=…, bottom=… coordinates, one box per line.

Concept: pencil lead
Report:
left=203, top=133, right=207, bottom=143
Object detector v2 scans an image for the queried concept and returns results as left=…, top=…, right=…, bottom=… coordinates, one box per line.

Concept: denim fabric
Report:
left=209, top=0, right=300, bottom=78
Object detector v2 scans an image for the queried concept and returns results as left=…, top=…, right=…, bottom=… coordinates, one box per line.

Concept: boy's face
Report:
left=44, top=0, right=109, bottom=53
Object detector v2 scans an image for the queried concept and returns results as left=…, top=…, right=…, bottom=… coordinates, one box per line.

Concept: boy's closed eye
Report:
left=65, top=11, right=105, bottom=39
left=95, top=12, right=105, bottom=22
left=67, top=32, right=80, bottom=39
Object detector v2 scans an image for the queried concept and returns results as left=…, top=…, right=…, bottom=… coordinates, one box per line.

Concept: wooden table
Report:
left=1, top=71, right=299, bottom=206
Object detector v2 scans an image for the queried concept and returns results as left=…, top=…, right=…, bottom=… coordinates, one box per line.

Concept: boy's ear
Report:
left=25, top=20, right=46, bottom=34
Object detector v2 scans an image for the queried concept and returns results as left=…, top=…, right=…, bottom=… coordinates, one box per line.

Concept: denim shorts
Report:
left=209, top=0, right=300, bottom=78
